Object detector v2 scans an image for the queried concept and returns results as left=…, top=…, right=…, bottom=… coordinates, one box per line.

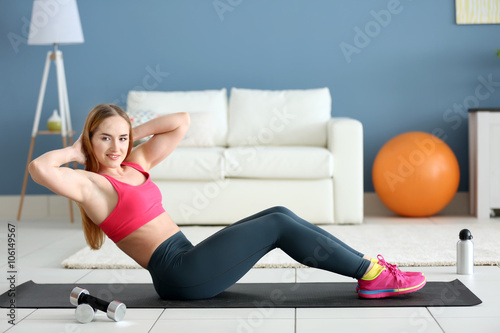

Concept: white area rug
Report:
left=62, top=223, right=500, bottom=269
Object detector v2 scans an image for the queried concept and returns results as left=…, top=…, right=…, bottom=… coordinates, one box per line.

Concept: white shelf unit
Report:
left=469, top=108, right=500, bottom=218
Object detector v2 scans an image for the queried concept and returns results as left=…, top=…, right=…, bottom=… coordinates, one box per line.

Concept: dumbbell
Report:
left=70, top=287, right=126, bottom=322
left=75, top=303, right=96, bottom=324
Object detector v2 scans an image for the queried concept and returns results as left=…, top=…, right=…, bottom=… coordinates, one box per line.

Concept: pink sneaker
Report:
left=357, top=257, right=426, bottom=299
left=376, top=255, right=423, bottom=277
left=356, top=255, right=423, bottom=292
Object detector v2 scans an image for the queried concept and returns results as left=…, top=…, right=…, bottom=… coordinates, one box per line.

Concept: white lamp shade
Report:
left=28, top=0, right=84, bottom=45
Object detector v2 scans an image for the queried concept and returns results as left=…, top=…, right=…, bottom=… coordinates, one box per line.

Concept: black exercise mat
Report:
left=0, top=279, right=481, bottom=308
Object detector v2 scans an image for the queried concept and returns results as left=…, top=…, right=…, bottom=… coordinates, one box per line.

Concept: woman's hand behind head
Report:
left=72, top=135, right=87, bottom=166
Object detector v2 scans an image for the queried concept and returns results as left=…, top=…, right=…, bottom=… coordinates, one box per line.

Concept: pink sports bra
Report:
left=98, top=162, right=165, bottom=243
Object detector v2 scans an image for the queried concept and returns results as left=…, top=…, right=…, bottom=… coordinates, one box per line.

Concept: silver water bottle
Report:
left=457, top=229, right=473, bottom=275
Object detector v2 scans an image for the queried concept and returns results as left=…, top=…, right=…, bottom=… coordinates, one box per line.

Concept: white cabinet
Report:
left=469, top=109, right=500, bottom=218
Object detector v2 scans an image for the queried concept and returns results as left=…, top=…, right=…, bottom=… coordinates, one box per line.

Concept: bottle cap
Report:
left=459, top=229, right=473, bottom=240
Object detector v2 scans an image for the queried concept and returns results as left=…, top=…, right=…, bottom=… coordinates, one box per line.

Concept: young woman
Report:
left=29, top=104, right=426, bottom=300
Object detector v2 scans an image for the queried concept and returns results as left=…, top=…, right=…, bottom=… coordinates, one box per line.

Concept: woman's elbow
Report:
left=182, top=112, right=191, bottom=127
left=28, top=159, right=44, bottom=184
left=178, top=112, right=190, bottom=133
left=28, top=159, right=36, bottom=175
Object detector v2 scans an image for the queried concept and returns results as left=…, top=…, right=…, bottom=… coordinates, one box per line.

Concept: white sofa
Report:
left=126, top=87, right=364, bottom=225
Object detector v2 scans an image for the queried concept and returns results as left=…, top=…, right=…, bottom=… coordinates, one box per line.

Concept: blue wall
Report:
left=1, top=0, right=500, bottom=195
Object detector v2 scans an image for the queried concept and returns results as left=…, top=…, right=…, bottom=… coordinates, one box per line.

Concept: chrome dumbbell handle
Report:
left=106, top=300, right=127, bottom=322
left=70, top=287, right=126, bottom=322
left=70, top=287, right=89, bottom=306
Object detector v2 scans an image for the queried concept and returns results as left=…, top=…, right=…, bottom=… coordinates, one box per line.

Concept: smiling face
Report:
left=81, top=104, right=133, bottom=174
left=90, top=115, right=131, bottom=170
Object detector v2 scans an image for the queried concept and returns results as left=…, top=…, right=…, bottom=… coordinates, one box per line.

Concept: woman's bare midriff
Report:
left=114, top=212, right=180, bottom=269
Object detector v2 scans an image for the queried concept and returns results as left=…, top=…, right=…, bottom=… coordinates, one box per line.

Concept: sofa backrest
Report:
left=127, top=89, right=228, bottom=147
left=227, top=87, right=331, bottom=147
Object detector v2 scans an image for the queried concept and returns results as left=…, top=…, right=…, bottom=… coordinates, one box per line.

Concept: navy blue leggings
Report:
left=147, top=206, right=371, bottom=300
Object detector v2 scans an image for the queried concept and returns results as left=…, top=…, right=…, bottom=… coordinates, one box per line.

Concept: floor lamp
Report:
left=18, top=0, right=84, bottom=221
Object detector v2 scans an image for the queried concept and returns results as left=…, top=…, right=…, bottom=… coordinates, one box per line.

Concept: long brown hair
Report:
left=78, top=104, right=133, bottom=250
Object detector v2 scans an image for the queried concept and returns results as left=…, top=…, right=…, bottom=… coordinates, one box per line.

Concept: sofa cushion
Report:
left=178, top=112, right=215, bottom=147
left=148, top=148, right=225, bottom=180
left=127, top=110, right=215, bottom=147
left=227, top=87, right=331, bottom=147
left=224, top=146, right=333, bottom=179
left=127, top=109, right=159, bottom=145
left=127, top=89, right=228, bottom=146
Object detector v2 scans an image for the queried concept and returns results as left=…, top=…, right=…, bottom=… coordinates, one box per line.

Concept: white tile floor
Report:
left=0, top=216, right=499, bottom=333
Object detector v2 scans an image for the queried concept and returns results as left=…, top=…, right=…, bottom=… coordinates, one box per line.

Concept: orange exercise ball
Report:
left=372, top=131, right=460, bottom=217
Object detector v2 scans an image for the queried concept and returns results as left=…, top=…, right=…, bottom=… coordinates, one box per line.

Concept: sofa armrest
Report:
left=328, top=117, right=364, bottom=224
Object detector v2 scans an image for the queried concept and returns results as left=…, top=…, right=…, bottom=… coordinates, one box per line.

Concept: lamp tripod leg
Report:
left=18, top=51, right=52, bottom=221
left=56, top=50, right=75, bottom=223
left=18, top=137, right=36, bottom=221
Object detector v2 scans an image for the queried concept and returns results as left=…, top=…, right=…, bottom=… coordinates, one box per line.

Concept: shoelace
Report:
left=377, top=254, right=406, bottom=289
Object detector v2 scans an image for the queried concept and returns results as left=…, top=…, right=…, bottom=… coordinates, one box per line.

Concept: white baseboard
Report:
left=1, top=192, right=471, bottom=220
left=0, top=195, right=81, bottom=221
